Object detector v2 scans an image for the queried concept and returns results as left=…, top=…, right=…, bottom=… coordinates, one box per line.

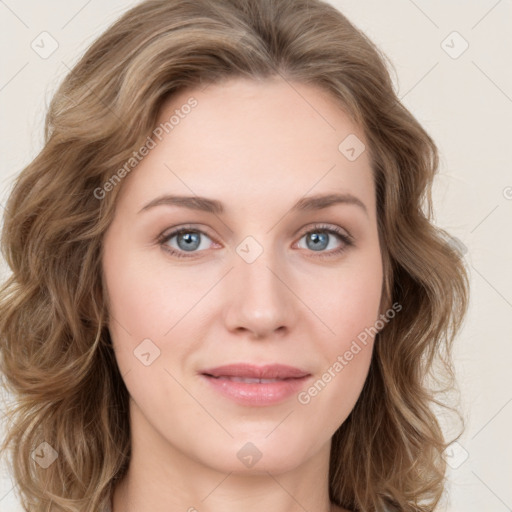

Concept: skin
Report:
left=103, top=76, right=383, bottom=512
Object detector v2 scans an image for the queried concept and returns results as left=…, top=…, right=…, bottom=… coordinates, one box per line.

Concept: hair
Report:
left=0, top=0, right=470, bottom=511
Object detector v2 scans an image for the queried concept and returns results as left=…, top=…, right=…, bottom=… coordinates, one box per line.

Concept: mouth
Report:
left=199, top=364, right=312, bottom=406
left=203, top=375, right=301, bottom=384
left=199, top=362, right=311, bottom=380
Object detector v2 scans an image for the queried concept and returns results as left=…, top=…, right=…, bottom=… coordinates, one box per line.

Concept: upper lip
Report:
left=200, top=363, right=310, bottom=380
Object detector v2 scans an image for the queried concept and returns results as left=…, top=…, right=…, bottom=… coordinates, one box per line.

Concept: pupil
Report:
left=308, top=232, right=327, bottom=251
left=179, top=232, right=200, bottom=251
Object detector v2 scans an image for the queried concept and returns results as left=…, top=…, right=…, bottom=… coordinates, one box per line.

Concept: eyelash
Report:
left=157, top=223, right=355, bottom=260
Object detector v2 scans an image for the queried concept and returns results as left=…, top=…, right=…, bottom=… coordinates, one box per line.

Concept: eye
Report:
left=158, top=225, right=216, bottom=259
left=295, top=224, right=354, bottom=259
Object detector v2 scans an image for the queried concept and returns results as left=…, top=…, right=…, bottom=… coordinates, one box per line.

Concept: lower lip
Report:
left=201, top=374, right=311, bottom=406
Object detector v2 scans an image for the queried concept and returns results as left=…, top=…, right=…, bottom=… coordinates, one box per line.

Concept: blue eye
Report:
left=159, top=226, right=214, bottom=258
left=296, top=225, right=353, bottom=256
left=158, top=223, right=354, bottom=259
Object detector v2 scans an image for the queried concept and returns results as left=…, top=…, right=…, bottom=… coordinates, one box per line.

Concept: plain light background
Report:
left=0, top=1, right=511, bottom=511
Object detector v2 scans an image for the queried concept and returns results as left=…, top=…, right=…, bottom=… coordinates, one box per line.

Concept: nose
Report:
left=222, top=249, right=298, bottom=340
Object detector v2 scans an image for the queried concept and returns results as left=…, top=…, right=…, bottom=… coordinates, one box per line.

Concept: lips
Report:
left=199, top=363, right=312, bottom=406
left=200, top=363, right=310, bottom=380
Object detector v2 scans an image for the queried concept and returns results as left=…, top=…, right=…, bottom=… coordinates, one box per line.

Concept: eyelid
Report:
left=156, top=223, right=220, bottom=249
left=158, top=223, right=216, bottom=240
left=296, top=222, right=352, bottom=240
left=158, top=222, right=352, bottom=242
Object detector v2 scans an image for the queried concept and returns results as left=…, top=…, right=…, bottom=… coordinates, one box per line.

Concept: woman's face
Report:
left=102, top=76, right=383, bottom=475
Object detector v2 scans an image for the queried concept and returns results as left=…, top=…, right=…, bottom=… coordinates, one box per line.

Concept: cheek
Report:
left=313, top=254, right=383, bottom=346
left=295, top=265, right=381, bottom=431
left=103, top=240, right=196, bottom=338
left=299, top=253, right=382, bottom=413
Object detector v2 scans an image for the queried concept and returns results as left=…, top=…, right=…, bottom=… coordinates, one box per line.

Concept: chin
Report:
left=192, top=432, right=318, bottom=475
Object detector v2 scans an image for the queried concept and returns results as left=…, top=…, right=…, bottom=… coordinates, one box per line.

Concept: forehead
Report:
left=116, top=76, right=375, bottom=218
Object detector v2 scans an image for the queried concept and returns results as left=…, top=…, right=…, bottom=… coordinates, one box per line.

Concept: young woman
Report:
left=0, top=1, right=469, bottom=511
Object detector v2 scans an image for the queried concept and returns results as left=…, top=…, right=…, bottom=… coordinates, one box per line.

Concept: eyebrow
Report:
left=138, top=192, right=368, bottom=217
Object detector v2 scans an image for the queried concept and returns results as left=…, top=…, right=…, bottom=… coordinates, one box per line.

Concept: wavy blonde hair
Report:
left=0, top=0, right=469, bottom=511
